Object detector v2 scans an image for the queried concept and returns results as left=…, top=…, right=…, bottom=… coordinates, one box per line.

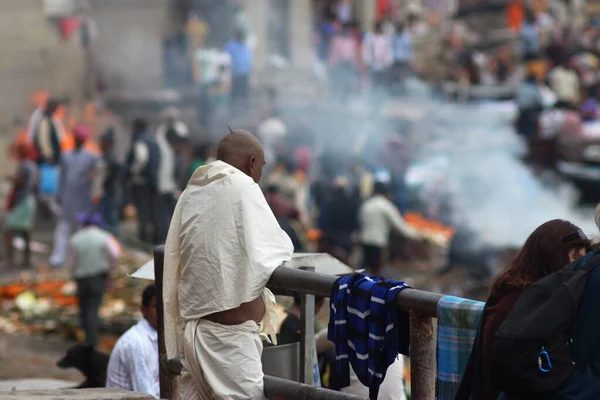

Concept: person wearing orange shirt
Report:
left=507, top=0, right=524, bottom=32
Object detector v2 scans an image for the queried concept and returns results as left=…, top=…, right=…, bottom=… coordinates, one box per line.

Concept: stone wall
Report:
left=90, top=0, right=166, bottom=92
left=0, top=0, right=167, bottom=130
left=0, top=0, right=82, bottom=129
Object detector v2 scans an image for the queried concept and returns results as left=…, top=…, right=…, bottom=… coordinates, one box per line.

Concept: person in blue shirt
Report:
left=391, top=21, right=414, bottom=90
left=519, top=9, right=539, bottom=61
left=515, top=72, right=543, bottom=138
left=317, top=11, right=337, bottom=61
left=225, top=30, right=252, bottom=115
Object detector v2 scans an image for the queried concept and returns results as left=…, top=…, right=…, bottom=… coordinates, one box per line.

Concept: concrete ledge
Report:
left=0, top=379, right=76, bottom=392
left=1, top=388, right=155, bottom=399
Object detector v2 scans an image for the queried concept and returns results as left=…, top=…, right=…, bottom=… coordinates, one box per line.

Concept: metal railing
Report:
left=153, top=246, right=444, bottom=400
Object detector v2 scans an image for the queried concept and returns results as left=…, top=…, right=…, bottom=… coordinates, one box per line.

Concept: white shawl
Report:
left=163, top=160, right=293, bottom=360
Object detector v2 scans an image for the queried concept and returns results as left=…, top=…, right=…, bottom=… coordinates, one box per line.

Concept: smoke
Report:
left=409, top=99, right=598, bottom=249
left=277, top=66, right=598, bottom=251
left=290, top=73, right=598, bottom=249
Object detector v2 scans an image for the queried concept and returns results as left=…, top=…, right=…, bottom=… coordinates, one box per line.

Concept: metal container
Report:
left=262, top=341, right=300, bottom=382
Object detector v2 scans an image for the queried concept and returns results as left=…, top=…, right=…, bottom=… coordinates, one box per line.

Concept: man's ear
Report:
left=248, top=155, right=256, bottom=173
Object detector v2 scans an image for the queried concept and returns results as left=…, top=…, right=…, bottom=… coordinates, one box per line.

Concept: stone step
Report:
left=1, top=388, right=155, bottom=400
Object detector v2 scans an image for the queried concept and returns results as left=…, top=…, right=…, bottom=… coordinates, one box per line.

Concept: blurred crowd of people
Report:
left=510, top=2, right=600, bottom=170
left=314, top=0, right=417, bottom=102
left=3, top=86, right=436, bottom=288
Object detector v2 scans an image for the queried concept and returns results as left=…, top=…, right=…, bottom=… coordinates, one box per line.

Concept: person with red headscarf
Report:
left=4, top=141, right=38, bottom=268
left=49, top=125, right=102, bottom=267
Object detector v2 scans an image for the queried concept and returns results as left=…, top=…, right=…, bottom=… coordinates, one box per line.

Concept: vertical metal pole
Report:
left=154, top=246, right=179, bottom=400
left=299, top=266, right=316, bottom=385
left=409, top=310, right=436, bottom=400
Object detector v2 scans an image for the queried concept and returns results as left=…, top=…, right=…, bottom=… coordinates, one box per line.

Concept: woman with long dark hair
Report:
left=456, top=219, right=590, bottom=400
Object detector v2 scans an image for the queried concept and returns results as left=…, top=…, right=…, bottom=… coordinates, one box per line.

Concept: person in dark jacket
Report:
left=317, top=177, right=359, bottom=262
left=125, top=119, right=160, bottom=244
left=98, top=128, right=121, bottom=236
left=265, top=185, right=306, bottom=252
left=455, top=220, right=590, bottom=400
left=555, top=210, right=600, bottom=400
left=33, top=98, right=62, bottom=166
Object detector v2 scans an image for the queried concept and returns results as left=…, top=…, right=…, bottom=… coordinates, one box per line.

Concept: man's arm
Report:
left=104, top=235, right=120, bottom=271
left=65, top=241, right=76, bottom=277
left=57, top=157, right=67, bottom=203
left=38, top=118, right=54, bottom=162
left=163, top=200, right=183, bottom=360
left=27, top=108, right=42, bottom=140
left=92, top=157, right=105, bottom=201
left=384, top=199, right=420, bottom=239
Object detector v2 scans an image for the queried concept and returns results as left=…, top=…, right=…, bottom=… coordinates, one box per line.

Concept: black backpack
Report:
left=490, top=252, right=600, bottom=396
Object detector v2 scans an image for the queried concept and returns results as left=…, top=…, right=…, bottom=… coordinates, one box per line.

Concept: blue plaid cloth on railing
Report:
left=436, top=295, right=485, bottom=400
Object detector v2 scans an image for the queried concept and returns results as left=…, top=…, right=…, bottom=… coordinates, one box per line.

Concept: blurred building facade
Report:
left=0, top=0, right=165, bottom=128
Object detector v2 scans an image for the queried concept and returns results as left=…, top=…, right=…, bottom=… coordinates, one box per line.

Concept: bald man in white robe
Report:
left=163, top=130, right=293, bottom=399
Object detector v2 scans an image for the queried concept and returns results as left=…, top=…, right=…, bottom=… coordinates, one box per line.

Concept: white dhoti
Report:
left=180, top=320, right=265, bottom=400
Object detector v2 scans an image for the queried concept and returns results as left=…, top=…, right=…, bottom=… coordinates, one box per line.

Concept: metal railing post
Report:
left=409, top=310, right=436, bottom=400
left=154, top=246, right=179, bottom=400
left=299, top=266, right=316, bottom=385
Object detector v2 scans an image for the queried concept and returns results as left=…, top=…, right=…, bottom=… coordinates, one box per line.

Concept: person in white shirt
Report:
left=391, top=21, right=414, bottom=86
left=360, top=181, right=422, bottom=275
left=363, top=21, right=393, bottom=89
left=163, top=130, right=293, bottom=399
left=66, top=211, right=120, bottom=348
left=257, top=108, right=288, bottom=167
left=336, top=0, right=353, bottom=24
left=548, top=59, right=581, bottom=109
left=154, top=107, right=189, bottom=243
left=106, top=284, right=159, bottom=398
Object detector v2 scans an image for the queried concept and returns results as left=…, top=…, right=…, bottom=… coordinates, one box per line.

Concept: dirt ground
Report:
left=0, top=332, right=82, bottom=383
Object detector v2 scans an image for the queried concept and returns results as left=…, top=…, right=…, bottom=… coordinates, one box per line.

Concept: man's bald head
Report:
left=217, top=129, right=265, bottom=183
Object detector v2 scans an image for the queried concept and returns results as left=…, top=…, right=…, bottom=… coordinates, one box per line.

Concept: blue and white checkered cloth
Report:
left=436, top=295, right=485, bottom=400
